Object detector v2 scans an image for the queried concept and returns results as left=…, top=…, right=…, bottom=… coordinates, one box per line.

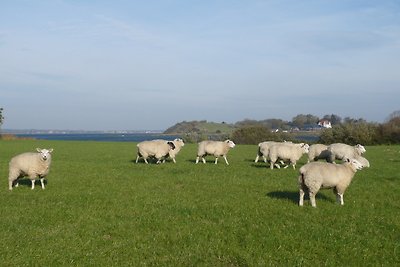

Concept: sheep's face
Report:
left=174, top=138, right=185, bottom=147
left=356, top=144, right=366, bottom=154
left=226, top=140, right=236, bottom=148
left=348, top=158, right=363, bottom=170
left=36, top=148, right=53, bottom=161
left=302, top=143, right=310, bottom=153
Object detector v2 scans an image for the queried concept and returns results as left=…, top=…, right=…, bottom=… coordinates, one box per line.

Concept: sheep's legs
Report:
left=196, top=156, right=206, bottom=164
left=8, top=180, right=14, bottom=191
left=254, top=155, right=259, bottom=163
left=336, top=193, right=344, bottom=205
left=31, top=180, right=35, bottom=190
left=223, top=156, right=229, bottom=165
left=299, top=189, right=305, bottom=206
left=214, top=157, right=218, bottom=164
left=309, top=192, right=317, bottom=207
left=40, top=178, right=45, bottom=189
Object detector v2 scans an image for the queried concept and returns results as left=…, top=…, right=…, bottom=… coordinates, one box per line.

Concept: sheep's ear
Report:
left=36, top=148, right=42, bottom=152
left=48, top=148, right=54, bottom=153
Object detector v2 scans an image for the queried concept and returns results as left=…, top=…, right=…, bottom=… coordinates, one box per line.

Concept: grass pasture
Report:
left=0, top=140, right=399, bottom=266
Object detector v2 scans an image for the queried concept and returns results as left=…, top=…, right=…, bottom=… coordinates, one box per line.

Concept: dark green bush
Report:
left=231, top=126, right=292, bottom=145
left=376, top=117, right=400, bottom=144
left=319, top=122, right=379, bottom=145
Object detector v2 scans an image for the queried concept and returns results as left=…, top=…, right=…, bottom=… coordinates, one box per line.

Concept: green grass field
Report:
left=0, top=140, right=399, bottom=266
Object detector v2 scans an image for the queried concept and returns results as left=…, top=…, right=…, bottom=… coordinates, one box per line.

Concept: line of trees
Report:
left=232, top=111, right=400, bottom=145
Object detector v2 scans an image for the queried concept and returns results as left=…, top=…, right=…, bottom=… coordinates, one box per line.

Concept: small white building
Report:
left=318, top=119, right=332, bottom=128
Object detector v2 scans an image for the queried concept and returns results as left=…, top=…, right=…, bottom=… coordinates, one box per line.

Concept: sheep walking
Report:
left=268, top=143, right=309, bottom=169
left=298, top=158, right=364, bottom=207
left=165, top=138, right=185, bottom=163
left=307, top=144, right=329, bottom=163
left=196, top=140, right=235, bottom=165
left=136, top=140, right=175, bottom=164
left=255, top=141, right=280, bottom=163
left=327, top=143, right=366, bottom=163
left=8, top=148, right=54, bottom=190
left=255, top=141, right=290, bottom=168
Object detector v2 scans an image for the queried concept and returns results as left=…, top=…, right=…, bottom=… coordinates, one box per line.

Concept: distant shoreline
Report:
left=1, top=129, right=165, bottom=135
left=1, top=132, right=180, bottom=142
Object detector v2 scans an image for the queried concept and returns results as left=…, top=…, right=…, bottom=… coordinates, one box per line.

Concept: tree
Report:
left=0, top=107, right=4, bottom=127
left=378, top=116, right=400, bottom=144
left=322, top=114, right=342, bottom=125
left=319, top=121, right=378, bottom=145
left=386, top=110, right=400, bottom=122
left=292, top=114, right=319, bottom=129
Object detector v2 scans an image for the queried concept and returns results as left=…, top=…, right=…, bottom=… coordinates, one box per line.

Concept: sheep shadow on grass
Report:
left=12, top=178, right=48, bottom=189
left=267, top=191, right=332, bottom=205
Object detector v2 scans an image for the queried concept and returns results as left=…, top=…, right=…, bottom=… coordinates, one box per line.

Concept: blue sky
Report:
left=1, top=0, right=399, bottom=130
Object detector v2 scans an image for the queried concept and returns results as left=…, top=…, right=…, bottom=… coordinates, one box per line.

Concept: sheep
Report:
left=8, top=148, right=54, bottom=190
left=136, top=140, right=175, bottom=164
left=255, top=141, right=280, bottom=163
left=298, top=158, right=364, bottom=207
left=255, top=141, right=290, bottom=168
left=307, top=144, right=330, bottom=163
left=268, top=143, right=309, bottom=169
left=327, top=143, right=366, bottom=163
left=354, top=155, right=370, bottom=168
left=164, top=138, right=185, bottom=163
left=196, top=140, right=236, bottom=165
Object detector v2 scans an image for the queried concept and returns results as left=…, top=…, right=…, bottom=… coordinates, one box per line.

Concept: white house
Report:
left=318, top=119, right=332, bottom=128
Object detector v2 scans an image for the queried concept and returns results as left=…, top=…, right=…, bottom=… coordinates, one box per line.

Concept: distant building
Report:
left=318, top=119, right=332, bottom=128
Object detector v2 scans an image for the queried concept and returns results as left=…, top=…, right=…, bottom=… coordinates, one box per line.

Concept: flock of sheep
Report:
left=7, top=138, right=369, bottom=208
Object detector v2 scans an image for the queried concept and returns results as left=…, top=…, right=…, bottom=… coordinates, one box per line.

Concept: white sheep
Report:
left=268, top=143, right=309, bottom=169
left=164, top=138, right=185, bottom=163
left=136, top=140, right=175, bottom=164
left=327, top=143, right=366, bottom=163
left=298, top=158, right=364, bottom=207
left=8, top=148, right=54, bottom=190
left=255, top=141, right=290, bottom=168
left=196, top=140, right=236, bottom=165
left=354, top=155, right=370, bottom=168
left=307, top=144, right=330, bottom=163
left=254, top=141, right=279, bottom=163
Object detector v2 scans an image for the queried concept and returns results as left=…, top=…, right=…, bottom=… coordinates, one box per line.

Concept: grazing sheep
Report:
left=136, top=140, right=175, bottom=164
left=165, top=138, right=185, bottom=163
left=8, top=148, right=54, bottom=190
left=268, top=143, right=309, bottom=169
left=298, top=158, right=364, bottom=207
left=307, top=144, right=330, bottom=163
left=196, top=140, right=236, bottom=165
left=327, top=143, right=366, bottom=163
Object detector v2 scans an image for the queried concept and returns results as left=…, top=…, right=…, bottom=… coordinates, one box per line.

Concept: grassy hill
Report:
left=164, top=120, right=236, bottom=135
left=0, top=139, right=399, bottom=266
